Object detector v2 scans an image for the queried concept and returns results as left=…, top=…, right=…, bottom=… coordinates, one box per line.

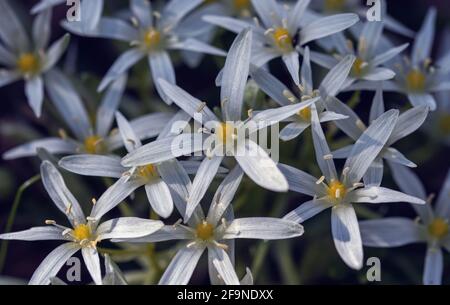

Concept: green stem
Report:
left=0, top=174, right=41, bottom=273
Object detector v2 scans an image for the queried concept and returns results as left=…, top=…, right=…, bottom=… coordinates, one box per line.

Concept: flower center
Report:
left=297, top=106, right=311, bottom=121
left=324, top=0, right=346, bottom=12
left=233, top=0, right=251, bottom=10
left=143, top=28, right=161, bottom=50
left=327, top=180, right=347, bottom=202
left=351, top=57, right=368, bottom=77
left=196, top=221, right=215, bottom=241
left=406, top=69, right=426, bottom=92
left=272, top=27, right=293, bottom=52
left=136, top=164, right=159, bottom=182
left=84, top=135, right=107, bottom=154
left=217, top=122, right=237, bottom=145
left=438, top=115, right=450, bottom=135
left=73, top=224, right=92, bottom=242
left=428, top=218, right=449, bottom=239
left=17, top=53, right=40, bottom=75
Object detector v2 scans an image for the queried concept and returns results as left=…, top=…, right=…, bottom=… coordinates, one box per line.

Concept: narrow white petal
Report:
left=300, top=14, right=359, bottom=45
left=350, top=186, right=425, bottom=204
left=423, top=246, right=443, bottom=285
left=145, top=179, right=174, bottom=219
left=360, top=218, right=423, bottom=247
left=208, top=245, right=240, bottom=285
left=0, top=226, right=65, bottom=241
left=97, top=217, right=164, bottom=240
left=223, top=218, right=304, bottom=240
left=82, top=247, right=102, bottom=285
left=59, top=155, right=124, bottom=178
left=283, top=199, right=333, bottom=224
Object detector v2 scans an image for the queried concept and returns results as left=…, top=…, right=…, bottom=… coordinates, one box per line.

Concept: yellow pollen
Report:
left=438, top=114, right=450, bottom=135
left=406, top=69, right=426, bottom=92
left=327, top=180, right=347, bottom=202
left=324, top=0, right=346, bottom=12
left=217, top=122, right=236, bottom=144
left=233, top=0, right=251, bottom=10
left=73, top=224, right=92, bottom=241
left=143, top=28, right=161, bottom=50
left=17, top=53, right=40, bottom=75
left=352, top=57, right=367, bottom=77
left=84, top=135, right=107, bottom=154
left=297, top=106, right=311, bottom=121
left=136, top=164, right=159, bottom=181
left=428, top=218, right=449, bottom=239
left=272, top=27, right=293, bottom=52
left=196, top=221, right=215, bottom=241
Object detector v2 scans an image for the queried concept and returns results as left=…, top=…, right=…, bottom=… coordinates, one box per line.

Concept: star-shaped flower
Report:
left=0, top=161, right=163, bottom=285
left=0, top=2, right=70, bottom=117
left=360, top=165, right=450, bottom=285
left=281, top=105, right=425, bottom=269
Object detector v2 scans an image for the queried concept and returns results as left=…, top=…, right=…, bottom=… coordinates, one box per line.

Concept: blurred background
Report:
left=1, top=0, right=449, bottom=285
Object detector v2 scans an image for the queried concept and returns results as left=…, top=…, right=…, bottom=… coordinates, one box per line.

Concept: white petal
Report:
left=0, top=1, right=30, bottom=52
left=282, top=52, right=300, bottom=86
left=29, top=243, right=80, bottom=285
left=383, top=147, right=416, bottom=168
left=362, top=68, right=395, bottom=81
left=130, top=0, right=152, bottom=29
left=207, top=165, right=244, bottom=226
left=324, top=96, right=363, bottom=141
left=278, top=163, right=320, bottom=197
left=372, top=43, right=409, bottom=67
left=435, top=169, right=450, bottom=219
left=319, top=55, right=355, bottom=98
left=42, top=34, right=71, bottom=71
left=145, top=179, right=174, bottom=218
left=0, top=226, right=65, bottom=241
left=388, top=106, right=429, bottom=145
left=423, top=246, right=443, bottom=285
left=3, top=138, right=77, bottom=160
left=360, top=218, right=423, bottom=247
left=287, top=0, right=310, bottom=33
left=412, top=8, right=436, bottom=66
left=369, top=85, right=385, bottom=122
left=41, top=161, right=85, bottom=226
left=363, top=157, right=384, bottom=187
left=283, top=199, right=333, bottom=224
left=331, top=204, right=363, bottom=270
left=250, top=66, right=291, bottom=106
left=59, top=155, right=124, bottom=178
left=90, top=176, right=143, bottom=221
left=235, top=140, right=288, bottom=192
left=251, top=0, right=281, bottom=28
left=97, top=217, right=164, bottom=240
left=82, top=247, right=102, bottom=285
left=25, top=77, right=44, bottom=117
left=221, top=29, right=252, bottom=121
left=159, top=244, right=205, bottom=285
left=33, top=9, right=52, bottom=49
left=300, top=13, right=359, bottom=45
left=279, top=122, right=310, bottom=141
left=148, top=51, right=176, bottom=104
left=408, top=94, right=437, bottom=111
left=344, top=109, right=399, bottom=184
left=350, top=186, right=425, bottom=204
left=115, top=111, right=141, bottom=153
left=223, top=218, right=304, bottom=240
left=208, top=245, right=240, bottom=285
left=113, top=225, right=194, bottom=243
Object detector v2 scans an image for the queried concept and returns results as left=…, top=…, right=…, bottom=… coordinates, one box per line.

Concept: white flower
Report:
left=251, top=46, right=352, bottom=141
left=0, top=2, right=70, bottom=117
left=121, top=29, right=319, bottom=221
left=113, top=166, right=303, bottom=285
left=308, top=21, right=409, bottom=86
left=32, top=0, right=104, bottom=32
left=2, top=75, right=171, bottom=160
left=203, top=0, right=359, bottom=85
left=58, top=111, right=202, bottom=219
left=360, top=166, right=450, bottom=285
left=0, top=161, right=163, bottom=285
left=281, top=105, right=425, bottom=269
left=348, top=8, right=450, bottom=111
left=330, top=84, right=429, bottom=186
left=63, top=0, right=226, bottom=104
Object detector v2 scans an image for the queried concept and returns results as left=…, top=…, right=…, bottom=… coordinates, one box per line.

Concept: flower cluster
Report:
left=0, top=0, right=449, bottom=285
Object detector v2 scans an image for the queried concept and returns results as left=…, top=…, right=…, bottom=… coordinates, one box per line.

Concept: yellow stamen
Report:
left=327, top=180, right=347, bottom=202
left=428, top=218, right=449, bottom=239
left=17, top=53, right=40, bottom=75
left=297, top=106, right=311, bottom=121
left=217, top=122, right=236, bottom=145
left=196, top=221, right=215, bottom=241
left=406, top=69, right=426, bottom=92
left=137, top=164, right=159, bottom=182
left=84, top=135, right=107, bottom=154
left=438, top=114, right=450, bottom=135
left=324, top=0, right=346, bottom=12
left=233, top=0, right=251, bottom=10
left=143, top=28, right=161, bottom=50
left=351, top=57, right=368, bottom=77
left=272, top=27, right=293, bottom=52
left=73, top=224, right=92, bottom=242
